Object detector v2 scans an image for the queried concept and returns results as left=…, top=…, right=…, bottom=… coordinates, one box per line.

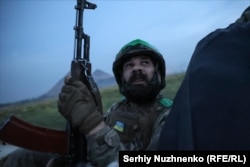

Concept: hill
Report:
left=0, top=72, right=185, bottom=130
left=38, top=69, right=117, bottom=100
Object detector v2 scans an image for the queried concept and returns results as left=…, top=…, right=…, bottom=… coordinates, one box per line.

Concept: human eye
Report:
left=124, top=62, right=133, bottom=69
left=141, top=60, right=150, bottom=65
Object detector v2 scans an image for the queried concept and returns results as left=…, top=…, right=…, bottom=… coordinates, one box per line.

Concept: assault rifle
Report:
left=68, top=0, right=103, bottom=166
left=0, top=0, right=102, bottom=166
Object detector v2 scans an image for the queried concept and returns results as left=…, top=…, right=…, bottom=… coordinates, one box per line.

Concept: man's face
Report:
left=122, top=55, right=155, bottom=86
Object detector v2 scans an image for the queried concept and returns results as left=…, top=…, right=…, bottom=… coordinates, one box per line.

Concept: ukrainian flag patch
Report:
left=113, top=121, right=125, bottom=133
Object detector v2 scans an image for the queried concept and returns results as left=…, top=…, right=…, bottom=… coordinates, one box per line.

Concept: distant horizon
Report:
left=1, top=1, right=248, bottom=104
left=0, top=69, right=185, bottom=105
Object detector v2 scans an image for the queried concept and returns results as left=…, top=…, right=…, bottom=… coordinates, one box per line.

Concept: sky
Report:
left=0, top=0, right=249, bottom=104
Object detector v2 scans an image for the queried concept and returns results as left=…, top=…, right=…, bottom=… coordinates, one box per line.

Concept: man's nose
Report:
left=132, top=63, right=143, bottom=72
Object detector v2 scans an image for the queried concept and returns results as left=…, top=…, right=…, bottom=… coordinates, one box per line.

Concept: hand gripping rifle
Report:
left=68, top=0, right=103, bottom=166
left=0, top=0, right=102, bottom=166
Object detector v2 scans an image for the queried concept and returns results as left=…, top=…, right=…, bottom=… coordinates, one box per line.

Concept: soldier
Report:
left=3, top=39, right=172, bottom=167
left=57, top=39, right=172, bottom=166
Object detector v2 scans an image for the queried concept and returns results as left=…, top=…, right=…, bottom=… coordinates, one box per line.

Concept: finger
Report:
left=70, top=80, right=87, bottom=89
left=64, top=75, right=74, bottom=84
left=64, top=75, right=83, bottom=89
left=58, top=92, right=66, bottom=102
left=61, top=85, right=73, bottom=93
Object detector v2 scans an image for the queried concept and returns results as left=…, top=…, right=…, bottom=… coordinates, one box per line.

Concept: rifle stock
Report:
left=0, top=115, right=68, bottom=154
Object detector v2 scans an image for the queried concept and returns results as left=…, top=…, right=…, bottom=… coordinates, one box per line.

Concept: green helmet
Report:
left=113, top=39, right=166, bottom=90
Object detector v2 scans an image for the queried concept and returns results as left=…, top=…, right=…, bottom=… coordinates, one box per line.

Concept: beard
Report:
left=121, top=71, right=161, bottom=104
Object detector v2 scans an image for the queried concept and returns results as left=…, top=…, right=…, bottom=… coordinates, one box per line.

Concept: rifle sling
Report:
left=0, top=115, right=68, bottom=154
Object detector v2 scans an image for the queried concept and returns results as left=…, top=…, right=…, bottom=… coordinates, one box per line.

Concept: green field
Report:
left=0, top=72, right=185, bottom=130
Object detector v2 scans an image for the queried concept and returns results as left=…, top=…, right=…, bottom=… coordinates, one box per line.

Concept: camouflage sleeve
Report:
left=86, top=125, right=122, bottom=167
left=86, top=102, right=125, bottom=167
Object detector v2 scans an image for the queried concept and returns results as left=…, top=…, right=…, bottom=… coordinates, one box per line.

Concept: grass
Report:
left=0, top=72, right=185, bottom=130
left=162, top=72, right=185, bottom=100
left=0, top=98, right=66, bottom=130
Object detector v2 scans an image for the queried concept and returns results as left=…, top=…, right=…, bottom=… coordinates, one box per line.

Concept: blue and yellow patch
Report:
left=113, top=121, right=125, bottom=133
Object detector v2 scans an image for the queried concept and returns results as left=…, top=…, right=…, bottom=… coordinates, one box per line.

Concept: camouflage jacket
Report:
left=86, top=95, right=172, bottom=167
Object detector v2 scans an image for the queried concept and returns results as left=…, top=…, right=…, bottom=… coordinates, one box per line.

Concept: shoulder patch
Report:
left=159, top=98, right=173, bottom=108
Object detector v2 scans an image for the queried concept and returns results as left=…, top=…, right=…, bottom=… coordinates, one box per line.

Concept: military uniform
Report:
left=4, top=39, right=171, bottom=167
left=85, top=38, right=172, bottom=166
left=87, top=96, right=172, bottom=166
